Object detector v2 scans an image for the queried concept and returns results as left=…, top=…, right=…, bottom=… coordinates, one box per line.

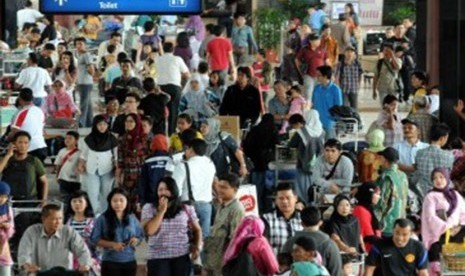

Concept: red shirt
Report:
left=296, top=46, right=327, bottom=77
left=206, top=37, right=232, bottom=71
left=252, top=61, right=270, bottom=92
left=352, top=205, right=381, bottom=253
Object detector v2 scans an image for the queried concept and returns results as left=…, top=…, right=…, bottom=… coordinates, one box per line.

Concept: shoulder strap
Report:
left=218, top=132, right=232, bottom=165
left=382, top=58, right=396, bottom=77
left=325, top=154, right=342, bottom=180
left=183, top=162, right=195, bottom=202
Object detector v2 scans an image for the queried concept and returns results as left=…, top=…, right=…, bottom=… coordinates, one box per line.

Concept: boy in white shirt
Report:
left=54, top=131, right=81, bottom=208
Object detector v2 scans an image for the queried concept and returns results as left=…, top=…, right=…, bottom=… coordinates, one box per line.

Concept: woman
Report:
left=357, top=129, right=385, bottom=183
left=91, top=188, right=144, bottom=276
left=207, top=71, right=227, bottom=104
left=185, top=15, right=206, bottom=42
left=116, top=113, right=150, bottom=211
left=353, top=183, right=381, bottom=252
left=327, top=194, right=365, bottom=255
left=243, top=114, right=278, bottom=212
left=410, top=71, right=428, bottom=113
left=344, top=3, right=360, bottom=48
left=78, top=115, right=118, bottom=215
left=43, top=79, right=79, bottom=119
left=421, top=168, right=465, bottom=275
left=40, top=15, right=57, bottom=44
left=299, top=24, right=312, bottom=49
left=141, top=177, right=201, bottom=276
left=54, top=51, right=77, bottom=96
left=223, top=216, right=279, bottom=276
left=174, top=31, right=193, bottom=69
left=282, top=18, right=302, bottom=84
left=179, top=74, right=220, bottom=123
left=201, top=118, right=248, bottom=177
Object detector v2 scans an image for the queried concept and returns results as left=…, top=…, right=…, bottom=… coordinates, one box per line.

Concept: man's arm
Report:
left=39, top=175, right=48, bottom=201
left=364, top=266, right=376, bottom=276
left=18, top=226, right=38, bottom=272
left=0, top=145, right=14, bottom=173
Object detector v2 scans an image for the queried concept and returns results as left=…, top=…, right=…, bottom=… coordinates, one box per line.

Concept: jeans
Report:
left=295, top=169, right=312, bottom=204
left=343, top=92, right=358, bottom=110
left=147, top=254, right=192, bottom=276
left=58, top=180, right=81, bottom=211
left=32, top=97, right=45, bottom=108
left=324, top=126, right=336, bottom=140
left=83, top=171, right=114, bottom=214
left=193, top=201, right=212, bottom=238
left=101, top=260, right=137, bottom=276
left=160, top=84, right=182, bottom=135
left=77, top=84, right=94, bottom=127
left=303, top=75, right=316, bottom=102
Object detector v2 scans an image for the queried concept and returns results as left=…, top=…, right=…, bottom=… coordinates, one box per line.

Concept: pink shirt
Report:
left=0, top=207, right=14, bottom=266
left=43, top=91, right=78, bottom=117
left=288, top=96, right=306, bottom=115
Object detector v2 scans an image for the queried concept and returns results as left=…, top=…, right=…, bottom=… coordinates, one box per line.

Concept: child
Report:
left=141, top=116, right=153, bottom=141
left=198, top=61, right=210, bottom=89
left=341, top=254, right=355, bottom=276
left=55, top=131, right=81, bottom=209
left=168, top=113, right=202, bottom=153
left=90, top=188, right=144, bottom=276
left=275, top=252, right=293, bottom=276
left=204, top=173, right=245, bottom=276
left=252, top=49, right=273, bottom=110
left=280, top=85, right=307, bottom=134
left=0, top=181, right=14, bottom=274
left=428, top=85, right=440, bottom=116
left=290, top=236, right=330, bottom=276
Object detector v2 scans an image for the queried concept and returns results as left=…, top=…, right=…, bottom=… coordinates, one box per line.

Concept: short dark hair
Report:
left=294, top=236, right=316, bottom=252
left=120, top=58, right=133, bottom=66
left=66, top=131, right=79, bottom=140
left=42, top=203, right=62, bottom=219
left=116, top=52, right=128, bottom=63
left=188, top=138, right=207, bottom=156
left=73, top=37, right=86, bottom=45
left=25, top=0, right=33, bottom=7
left=237, top=66, right=252, bottom=79
left=141, top=115, right=153, bottom=125
left=206, top=23, right=215, bottom=33
left=44, top=43, right=56, bottom=51
left=324, top=138, right=342, bottom=150
left=110, top=32, right=121, bottom=38
left=411, top=71, right=428, bottom=86
left=179, top=128, right=197, bottom=146
left=13, top=130, right=31, bottom=141
left=276, top=182, right=295, bottom=193
left=383, top=94, right=398, bottom=105
left=316, top=65, right=332, bottom=79
left=19, top=88, right=33, bottom=102
left=198, top=61, right=209, bottom=74
left=178, top=113, right=193, bottom=124
left=212, top=25, right=225, bottom=37
left=219, top=173, right=240, bottom=189
left=176, top=32, right=190, bottom=48
left=28, top=52, right=39, bottom=64
left=233, top=12, right=246, bottom=19
left=394, top=218, right=413, bottom=230
left=143, top=77, right=156, bottom=92
left=430, top=123, right=450, bottom=142
left=107, top=44, right=116, bottom=54
left=300, top=206, right=322, bottom=227
left=163, top=42, right=174, bottom=53
left=341, top=254, right=353, bottom=266
left=143, top=21, right=155, bottom=32
left=321, top=24, right=330, bottom=31
left=338, top=13, right=348, bottom=21
left=125, top=92, right=140, bottom=102
left=288, top=114, right=305, bottom=125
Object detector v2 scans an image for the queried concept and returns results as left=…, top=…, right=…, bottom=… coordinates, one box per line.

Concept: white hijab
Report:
left=298, top=109, right=324, bottom=144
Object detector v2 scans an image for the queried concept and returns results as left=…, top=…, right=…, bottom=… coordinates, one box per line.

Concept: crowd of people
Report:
left=0, top=1, right=464, bottom=276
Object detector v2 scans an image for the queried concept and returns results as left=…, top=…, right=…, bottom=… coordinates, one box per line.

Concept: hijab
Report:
left=182, top=74, right=208, bottom=115
left=53, top=79, right=67, bottom=94
left=124, top=113, right=144, bottom=149
left=85, top=115, right=118, bottom=152
left=223, top=216, right=264, bottom=264
left=203, top=118, right=223, bottom=156
left=298, top=109, right=323, bottom=145
left=355, top=183, right=380, bottom=230
left=367, top=129, right=385, bottom=152
left=329, top=194, right=361, bottom=249
left=185, top=15, right=205, bottom=41
left=430, top=168, right=458, bottom=217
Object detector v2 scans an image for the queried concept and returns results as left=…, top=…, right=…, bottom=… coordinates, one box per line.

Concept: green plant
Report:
left=283, top=0, right=319, bottom=21
left=384, top=3, right=415, bottom=25
left=254, top=7, right=288, bottom=50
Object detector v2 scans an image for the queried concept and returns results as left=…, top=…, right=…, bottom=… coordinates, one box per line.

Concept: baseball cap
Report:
left=401, top=118, right=419, bottom=127
left=377, top=147, right=399, bottom=163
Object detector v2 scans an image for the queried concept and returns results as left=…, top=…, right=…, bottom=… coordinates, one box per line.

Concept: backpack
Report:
left=329, top=105, right=362, bottom=128
left=222, top=238, right=258, bottom=276
left=2, top=156, right=37, bottom=200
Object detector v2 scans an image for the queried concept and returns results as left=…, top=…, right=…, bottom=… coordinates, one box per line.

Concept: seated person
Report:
left=18, top=204, right=93, bottom=274
left=43, top=79, right=79, bottom=119
left=357, top=129, right=385, bottom=183
left=406, top=95, right=438, bottom=143
left=290, top=236, right=330, bottom=276
left=365, top=218, right=428, bottom=276
left=311, top=138, right=354, bottom=194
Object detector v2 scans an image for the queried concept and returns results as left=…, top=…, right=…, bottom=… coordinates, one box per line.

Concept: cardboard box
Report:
left=236, top=184, right=259, bottom=216
left=217, top=116, right=241, bottom=142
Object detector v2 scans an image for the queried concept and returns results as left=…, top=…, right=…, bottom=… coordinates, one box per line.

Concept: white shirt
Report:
left=155, top=53, right=189, bottom=87
left=79, top=142, right=117, bottom=176
left=12, top=105, right=47, bottom=151
left=172, top=155, right=216, bottom=202
left=17, top=8, right=43, bottom=29
left=16, top=66, right=52, bottom=98
left=55, top=148, right=81, bottom=182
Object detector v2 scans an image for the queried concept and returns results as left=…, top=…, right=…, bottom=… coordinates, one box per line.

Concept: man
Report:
left=330, top=13, right=351, bottom=61
left=206, top=24, right=236, bottom=79
left=320, top=24, right=339, bottom=67
left=312, top=65, right=343, bottom=139
left=155, top=42, right=190, bottom=135
left=403, top=17, right=416, bottom=47
left=37, top=43, right=55, bottom=73
left=172, top=139, right=216, bottom=238
left=112, top=92, right=141, bottom=136
left=372, top=44, right=403, bottom=106
left=374, top=147, right=408, bottom=236
left=18, top=204, right=92, bottom=273
left=15, top=52, right=52, bottom=107
left=231, top=12, right=258, bottom=65
left=312, top=138, right=354, bottom=195
left=414, top=123, right=454, bottom=200
left=295, top=33, right=330, bottom=101
left=282, top=207, right=343, bottom=276
left=268, top=80, right=290, bottom=129
left=406, top=95, right=438, bottom=143
left=369, top=94, right=403, bottom=147
left=199, top=23, right=215, bottom=58
left=7, top=88, right=47, bottom=162
left=0, top=131, right=48, bottom=202
left=291, top=236, right=330, bottom=275
left=220, top=66, right=261, bottom=126
left=365, top=219, right=428, bottom=276
left=16, top=0, right=43, bottom=31
left=138, top=77, right=170, bottom=134
left=334, top=46, right=363, bottom=110
left=74, top=37, right=95, bottom=127
left=307, top=4, right=327, bottom=34
left=97, top=32, right=124, bottom=65
left=262, top=182, right=303, bottom=253
left=110, top=58, right=143, bottom=105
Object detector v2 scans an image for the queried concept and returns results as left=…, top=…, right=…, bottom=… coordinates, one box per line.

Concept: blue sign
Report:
left=40, top=0, right=202, bottom=14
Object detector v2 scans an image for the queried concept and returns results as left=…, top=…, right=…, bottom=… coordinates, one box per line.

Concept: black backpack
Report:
left=2, top=156, right=37, bottom=200
left=222, top=238, right=258, bottom=276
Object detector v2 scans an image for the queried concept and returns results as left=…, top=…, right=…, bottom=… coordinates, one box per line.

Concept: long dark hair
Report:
left=104, top=188, right=131, bottom=241
left=176, top=32, right=190, bottom=49
left=65, top=190, right=95, bottom=222
left=54, top=51, right=76, bottom=77
left=154, top=177, right=182, bottom=219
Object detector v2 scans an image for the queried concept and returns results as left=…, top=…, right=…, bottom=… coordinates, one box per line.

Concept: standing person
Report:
left=206, top=25, right=236, bottom=80
left=138, top=77, right=170, bottom=134
left=15, top=52, right=52, bottom=108
left=16, top=0, right=43, bottom=31
left=345, top=3, right=361, bottom=49
left=156, top=42, right=191, bottom=135
left=0, top=181, right=13, bottom=276
left=403, top=17, right=416, bottom=47
left=199, top=23, right=215, bottom=59
left=231, top=12, right=258, bottom=65
left=74, top=37, right=96, bottom=127
left=90, top=188, right=144, bottom=276
left=334, top=46, right=363, bottom=110
left=406, top=96, right=438, bottom=143
left=268, top=80, right=290, bottom=129
left=174, top=32, right=193, bottom=70
left=252, top=49, right=273, bottom=109
left=281, top=18, right=302, bottom=84
left=372, top=44, right=403, bottom=106
left=319, top=24, right=339, bottom=68
left=368, top=95, right=404, bottom=147
left=53, top=51, right=78, bottom=96
left=78, top=115, right=118, bottom=215
left=295, top=34, right=330, bottom=101
left=312, top=65, right=343, bottom=139
left=410, top=71, right=428, bottom=113
left=110, top=59, right=143, bottom=105
left=38, top=43, right=56, bottom=73
left=136, top=21, right=163, bottom=64
left=112, top=93, right=141, bottom=136
left=330, top=13, right=351, bottom=61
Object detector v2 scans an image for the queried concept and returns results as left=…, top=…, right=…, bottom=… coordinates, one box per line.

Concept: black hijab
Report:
left=355, top=183, right=381, bottom=231
left=328, top=194, right=361, bottom=250
left=85, top=115, right=118, bottom=152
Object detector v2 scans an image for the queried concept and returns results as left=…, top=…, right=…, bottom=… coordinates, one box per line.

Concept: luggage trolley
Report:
left=341, top=253, right=365, bottom=276
left=441, top=253, right=465, bottom=275
left=334, top=117, right=361, bottom=148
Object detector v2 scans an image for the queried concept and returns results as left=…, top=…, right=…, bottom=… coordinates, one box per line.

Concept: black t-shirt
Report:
left=38, top=56, right=53, bottom=70
left=110, top=76, right=143, bottom=104
left=111, top=114, right=127, bottom=136
left=366, top=238, right=428, bottom=276
left=138, top=93, right=169, bottom=134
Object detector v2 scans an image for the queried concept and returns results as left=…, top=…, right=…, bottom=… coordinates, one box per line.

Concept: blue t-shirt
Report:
left=312, top=81, right=343, bottom=129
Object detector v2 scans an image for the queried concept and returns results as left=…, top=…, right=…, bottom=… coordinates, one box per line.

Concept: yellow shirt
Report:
left=411, top=87, right=427, bottom=113
left=169, top=131, right=203, bottom=153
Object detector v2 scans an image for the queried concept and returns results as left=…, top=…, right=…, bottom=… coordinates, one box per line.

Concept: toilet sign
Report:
left=40, top=0, right=202, bottom=14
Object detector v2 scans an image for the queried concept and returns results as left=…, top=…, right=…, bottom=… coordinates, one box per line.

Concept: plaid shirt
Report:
left=414, top=145, right=454, bottom=198
left=407, top=111, right=438, bottom=143
left=334, top=60, right=363, bottom=94
left=141, top=203, right=198, bottom=259
left=262, top=209, right=303, bottom=253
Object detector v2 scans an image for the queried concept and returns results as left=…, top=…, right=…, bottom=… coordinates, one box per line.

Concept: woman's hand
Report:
left=128, top=237, right=139, bottom=247
left=112, top=242, right=125, bottom=252
left=347, top=247, right=358, bottom=255
left=158, top=197, right=169, bottom=214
